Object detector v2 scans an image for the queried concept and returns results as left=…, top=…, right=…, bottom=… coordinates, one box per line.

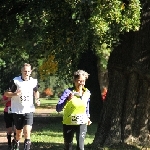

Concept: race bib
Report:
left=8, top=106, right=12, bottom=114
left=19, top=95, right=31, bottom=104
left=71, top=114, right=87, bottom=124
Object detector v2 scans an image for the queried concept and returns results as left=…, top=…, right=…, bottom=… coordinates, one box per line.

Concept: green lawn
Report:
left=0, top=104, right=4, bottom=113
left=31, top=117, right=97, bottom=150
left=32, top=98, right=96, bottom=150
left=0, top=98, right=143, bottom=149
left=38, top=98, right=58, bottom=108
left=31, top=117, right=142, bottom=150
left=31, top=98, right=143, bottom=150
left=40, top=98, right=58, bottom=104
left=0, top=98, right=59, bottom=114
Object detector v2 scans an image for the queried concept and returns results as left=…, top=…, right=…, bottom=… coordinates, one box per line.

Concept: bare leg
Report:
left=23, top=125, right=32, bottom=150
left=23, top=125, right=32, bottom=139
left=15, top=129, right=23, bottom=141
left=7, top=127, right=13, bottom=147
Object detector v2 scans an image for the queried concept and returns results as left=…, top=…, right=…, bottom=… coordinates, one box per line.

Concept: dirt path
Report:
left=0, top=108, right=56, bottom=150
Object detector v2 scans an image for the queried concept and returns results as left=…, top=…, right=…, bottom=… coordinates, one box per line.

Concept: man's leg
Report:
left=4, top=112, right=12, bottom=149
left=24, top=125, right=32, bottom=139
left=23, top=112, right=33, bottom=150
left=4, top=112, right=17, bottom=150
left=7, top=127, right=13, bottom=150
left=15, top=129, right=23, bottom=141
left=23, top=125, right=32, bottom=150
left=13, top=125, right=16, bottom=140
left=12, top=113, right=24, bottom=150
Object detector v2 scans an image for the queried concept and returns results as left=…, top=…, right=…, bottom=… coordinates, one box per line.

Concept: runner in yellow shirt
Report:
left=56, top=70, right=92, bottom=150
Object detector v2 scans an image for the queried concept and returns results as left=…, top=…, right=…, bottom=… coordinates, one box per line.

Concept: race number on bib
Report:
left=71, top=114, right=87, bottom=124
left=8, top=106, right=12, bottom=114
left=20, top=95, right=30, bottom=103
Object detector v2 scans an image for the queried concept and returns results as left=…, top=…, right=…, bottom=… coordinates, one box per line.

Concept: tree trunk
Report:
left=92, top=0, right=150, bottom=148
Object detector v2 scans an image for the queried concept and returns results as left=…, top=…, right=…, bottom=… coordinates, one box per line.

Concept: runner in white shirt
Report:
left=4, top=63, right=40, bottom=150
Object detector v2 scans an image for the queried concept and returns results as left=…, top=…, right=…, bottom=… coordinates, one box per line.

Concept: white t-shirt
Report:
left=11, top=76, right=37, bottom=114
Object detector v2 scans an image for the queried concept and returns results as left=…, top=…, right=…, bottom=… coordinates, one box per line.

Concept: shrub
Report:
left=41, top=88, right=53, bottom=98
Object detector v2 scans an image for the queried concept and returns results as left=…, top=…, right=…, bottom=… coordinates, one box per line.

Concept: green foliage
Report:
left=0, top=0, right=141, bottom=92
left=39, top=75, right=72, bottom=98
left=64, top=0, right=141, bottom=68
left=0, top=58, right=6, bottom=67
left=90, top=0, right=141, bottom=68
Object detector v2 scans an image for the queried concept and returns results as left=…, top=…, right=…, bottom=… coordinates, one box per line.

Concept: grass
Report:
left=0, top=104, right=4, bottom=113
left=31, top=98, right=97, bottom=149
left=36, top=98, right=58, bottom=109
left=30, top=98, right=146, bottom=150
left=0, top=98, right=146, bottom=149
left=40, top=97, right=58, bottom=105
left=0, top=98, right=58, bottom=113
left=30, top=117, right=143, bottom=150
left=31, top=117, right=97, bottom=150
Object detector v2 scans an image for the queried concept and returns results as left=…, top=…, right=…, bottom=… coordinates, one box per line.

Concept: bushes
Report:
left=41, top=88, right=53, bottom=98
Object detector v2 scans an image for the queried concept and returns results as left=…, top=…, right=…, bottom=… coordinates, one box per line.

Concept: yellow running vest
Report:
left=63, top=89, right=90, bottom=125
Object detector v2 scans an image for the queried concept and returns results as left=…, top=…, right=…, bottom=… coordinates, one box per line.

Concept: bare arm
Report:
left=4, top=91, right=20, bottom=97
left=34, top=91, right=40, bottom=99
left=4, top=80, right=18, bottom=97
left=33, top=84, right=40, bottom=105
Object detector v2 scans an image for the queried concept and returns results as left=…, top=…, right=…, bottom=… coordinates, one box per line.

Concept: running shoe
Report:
left=11, top=139, right=19, bottom=150
left=24, top=141, right=31, bottom=150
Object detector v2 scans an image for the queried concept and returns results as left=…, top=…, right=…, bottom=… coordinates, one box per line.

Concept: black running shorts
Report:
left=4, top=111, right=14, bottom=128
left=13, top=112, right=33, bottom=130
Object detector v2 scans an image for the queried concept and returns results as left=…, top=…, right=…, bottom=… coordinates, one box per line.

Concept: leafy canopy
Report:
left=0, top=0, right=141, bottom=79
left=65, top=0, right=141, bottom=68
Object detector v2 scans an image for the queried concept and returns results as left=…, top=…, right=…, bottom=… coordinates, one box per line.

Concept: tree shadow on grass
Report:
left=32, top=116, right=94, bottom=150
left=31, top=142, right=92, bottom=150
left=33, top=116, right=97, bottom=133
left=0, top=116, right=142, bottom=150
left=31, top=142, right=64, bottom=150
left=33, top=116, right=63, bottom=131
left=0, top=142, right=64, bottom=150
left=0, top=143, right=24, bottom=150
left=104, top=143, right=142, bottom=150
left=0, top=142, right=142, bottom=150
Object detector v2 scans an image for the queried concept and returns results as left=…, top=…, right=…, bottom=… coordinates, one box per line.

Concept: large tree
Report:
left=92, top=0, right=150, bottom=149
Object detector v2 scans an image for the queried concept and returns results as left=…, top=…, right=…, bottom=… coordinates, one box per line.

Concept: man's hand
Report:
left=15, top=90, right=22, bottom=96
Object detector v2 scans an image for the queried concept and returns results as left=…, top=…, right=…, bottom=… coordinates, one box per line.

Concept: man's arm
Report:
left=33, top=85, right=40, bottom=104
left=34, top=91, right=40, bottom=99
left=4, top=91, right=20, bottom=97
left=4, top=80, right=20, bottom=97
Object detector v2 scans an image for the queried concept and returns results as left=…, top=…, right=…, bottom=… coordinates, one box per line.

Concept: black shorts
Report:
left=13, top=112, right=33, bottom=130
left=4, top=111, right=14, bottom=128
